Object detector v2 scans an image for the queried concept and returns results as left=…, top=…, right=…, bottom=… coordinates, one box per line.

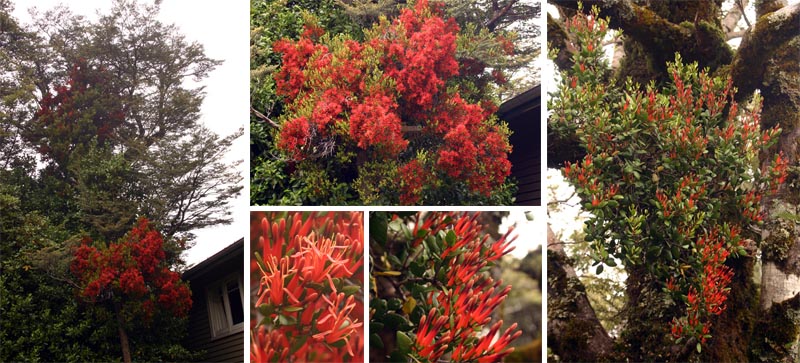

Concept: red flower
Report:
left=252, top=212, right=364, bottom=362
left=71, top=218, right=192, bottom=319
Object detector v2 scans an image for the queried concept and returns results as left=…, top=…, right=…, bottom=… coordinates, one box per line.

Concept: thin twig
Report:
left=737, top=0, right=752, bottom=27
left=250, top=106, right=280, bottom=128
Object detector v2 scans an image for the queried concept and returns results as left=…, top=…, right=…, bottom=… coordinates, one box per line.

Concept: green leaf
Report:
left=387, top=254, right=402, bottom=267
left=370, top=333, right=384, bottom=349
left=370, top=212, right=388, bottom=245
left=424, top=236, right=441, bottom=254
left=383, top=312, right=409, bottom=329
left=283, top=306, right=303, bottom=312
left=388, top=298, right=402, bottom=311
left=388, top=219, right=403, bottom=232
left=396, top=331, right=412, bottom=353
left=445, top=230, right=456, bottom=245
left=254, top=251, right=268, bottom=274
left=341, top=285, right=361, bottom=296
left=290, top=334, right=308, bottom=353
left=277, top=313, right=296, bottom=326
left=696, top=342, right=702, bottom=353
left=257, top=303, right=274, bottom=317
left=596, top=264, right=604, bottom=274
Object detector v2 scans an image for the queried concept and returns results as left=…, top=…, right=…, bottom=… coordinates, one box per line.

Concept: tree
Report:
left=369, top=211, right=522, bottom=362
left=547, top=3, right=798, bottom=362
left=250, top=0, right=539, bottom=205
left=12, top=0, right=242, bottom=243
left=1, top=0, right=242, bottom=360
left=250, top=211, right=364, bottom=362
left=71, top=218, right=193, bottom=363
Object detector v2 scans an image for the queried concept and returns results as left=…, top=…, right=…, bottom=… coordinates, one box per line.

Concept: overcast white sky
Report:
left=12, top=0, right=249, bottom=266
left=500, top=209, right=545, bottom=258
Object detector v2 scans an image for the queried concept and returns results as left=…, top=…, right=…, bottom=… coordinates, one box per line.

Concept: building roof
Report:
left=498, top=84, right=541, bottom=118
left=183, top=238, right=244, bottom=280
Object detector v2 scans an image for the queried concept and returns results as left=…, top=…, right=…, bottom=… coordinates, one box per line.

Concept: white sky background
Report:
left=499, top=209, right=545, bottom=258
left=12, top=0, right=249, bottom=266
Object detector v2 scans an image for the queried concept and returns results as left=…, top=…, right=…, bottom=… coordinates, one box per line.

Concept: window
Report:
left=206, top=274, right=244, bottom=338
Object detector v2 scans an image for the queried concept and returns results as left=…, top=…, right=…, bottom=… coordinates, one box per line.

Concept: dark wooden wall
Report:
left=499, top=86, right=542, bottom=206
left=183, top=240, right=244, bottom=362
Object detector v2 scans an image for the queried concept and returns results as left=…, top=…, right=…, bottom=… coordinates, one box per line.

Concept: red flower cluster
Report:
left=28, top=59, right=126, bottom=168
left=554, top=7, right=789, bottom=348
left=670, top=228, right=737, bottom=344
left=398, top=159, right=431, bottom=205
left=71, top=218, right=192, bottom=320
left=409, top=212, right=521, bottom=363
left=271, top=0, right=512, bottom=200
left=251, top=212, right=364, bottom=363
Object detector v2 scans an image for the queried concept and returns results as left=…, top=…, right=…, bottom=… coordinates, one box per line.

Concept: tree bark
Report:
left=730, top=4, right=800, bottom=361
left=114, top=302, right=132, bottom=363
left=546, top=226, right=614, bottom=361
left=550, top=0, right=732, bottom=81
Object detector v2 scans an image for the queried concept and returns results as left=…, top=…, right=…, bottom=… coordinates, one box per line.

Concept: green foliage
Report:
left=549, top=5, right=788, bottom=354
left=250, top=0, right=360, bottom=206
left=370, top=211, right=521, bottom=362
left=250, top=0, right=536, bottom=205
left=2, top=0, right=242, bottom=359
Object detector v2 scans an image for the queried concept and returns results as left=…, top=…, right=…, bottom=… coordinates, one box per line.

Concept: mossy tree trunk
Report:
left=547, top=226, right=614, bottom=361
left=547, top=1, right=800, bottom=361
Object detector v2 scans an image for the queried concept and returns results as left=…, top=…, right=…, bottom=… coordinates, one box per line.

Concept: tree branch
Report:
left=251, top=106, right=280, bottom=128
left=485, top=0, right=518, bottom=31
left=723, top=0, right=749, bottom=34
left=731, top=3, right=800, bottom=100
left=549, top=0, right=733, bottom=73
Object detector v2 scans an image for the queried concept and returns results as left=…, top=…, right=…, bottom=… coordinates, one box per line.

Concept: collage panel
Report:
left=369, top=211, right=542, bottom=362
left=1, top=1, right=247, bottom=363
left=250, top=211, right=365, bottom=362
left=250, top=0, right=542, bottom=206
left=545, top=1, right=799, bottom=362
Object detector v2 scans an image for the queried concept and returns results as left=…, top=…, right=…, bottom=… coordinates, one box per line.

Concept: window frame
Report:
left=205, top=272, right=245, bottom=339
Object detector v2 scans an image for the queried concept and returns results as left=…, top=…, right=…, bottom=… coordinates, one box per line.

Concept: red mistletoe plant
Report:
left=370, top=212, right=521, bottom=363
left=271, top=0, right=514, bottom=205
left=550, top=6, right=789, bottom=352
left=250, top=211, right=364, bottom=363
left=25, top=59, right=126, bottom=174
left=71, top=217, right=191, bottom=363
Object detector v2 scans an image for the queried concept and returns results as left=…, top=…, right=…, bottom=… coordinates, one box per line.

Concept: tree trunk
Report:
left=114, top=302, right=132, bottom=363
left=546, top=226, right=614, bottom=361
left=731, top=3, right=800, bottom=361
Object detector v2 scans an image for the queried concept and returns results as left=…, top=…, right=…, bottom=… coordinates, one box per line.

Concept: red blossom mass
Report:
left=555, top=8, right=788, bottom=347
left=251, top=212, right=364, bottom=363
left=27, top=59, right=126, bottom=170
left=404, top=212, right=521, bottom=363
left=271, top=0, right=512, bottom=200
left=71, top=218, right=192, bottom=320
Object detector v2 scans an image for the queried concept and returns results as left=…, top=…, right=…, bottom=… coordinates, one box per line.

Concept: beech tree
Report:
left=369, top=211, right=522, bottom=362
left=0, top=1, right=241, bottom=361
left=547, top=3, right=799, bottom=362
